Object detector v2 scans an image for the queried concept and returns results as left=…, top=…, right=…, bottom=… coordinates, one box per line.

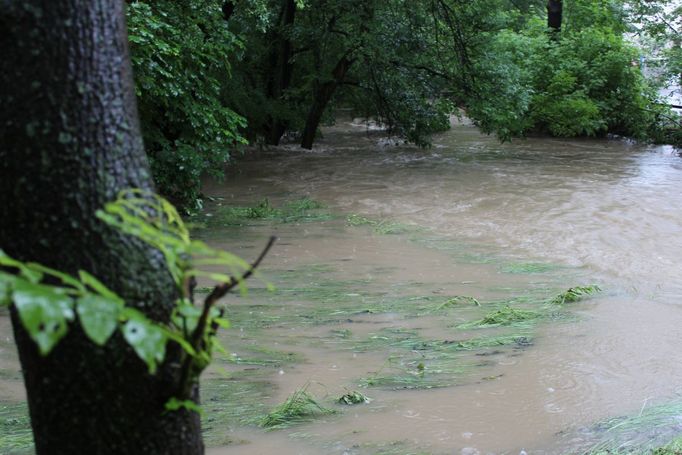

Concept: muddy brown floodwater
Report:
left=1, top=119, right=681, bottom=454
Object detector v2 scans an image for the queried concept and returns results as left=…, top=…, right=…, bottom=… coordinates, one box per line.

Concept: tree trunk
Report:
left=547, top=0, right=563, bottom=32
left=0, top=1, right=203, bottom=454
left=265, top=0, right=296, bottom=145
left=300, top=55, right=354, bottom=149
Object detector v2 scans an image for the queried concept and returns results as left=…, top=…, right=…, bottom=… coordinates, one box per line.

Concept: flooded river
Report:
left=1, top=120, right=681, bottom=454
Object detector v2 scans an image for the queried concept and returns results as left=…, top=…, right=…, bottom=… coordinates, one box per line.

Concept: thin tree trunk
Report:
left=0, top=1, right=203, bottom=453
left=300, top=55, right=354, bottom=149
left=547, top=0, right=563, bottom=33
left=265, top=0, right=296, bottom=145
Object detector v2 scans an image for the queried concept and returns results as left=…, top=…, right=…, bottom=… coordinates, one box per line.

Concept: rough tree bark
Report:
left=0, top=1, right=203, bottom=453
left=264, top=0, right=297, bottom=145
left=300, top=54, right=354, bottom=150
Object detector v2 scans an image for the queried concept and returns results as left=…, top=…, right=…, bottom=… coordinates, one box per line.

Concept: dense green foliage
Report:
left=467, top=3, right=666, bottom=140
left=126, top=0, right=679, bottom=207
left=226, top=0, right=486, bottom=146
left=627, top=0, right=682, bottom=147
left=127, top=1, right=246, bottom=209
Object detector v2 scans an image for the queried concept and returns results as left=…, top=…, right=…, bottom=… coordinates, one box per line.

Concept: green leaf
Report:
left=172, top=300, right=201, bottom=333
left=0, top=250, right=26, bottom=274
left=27, top=263, right=85, bottom=292
left=13, top=280, right=74, bottom=355
left=78, top=271, right=120, bottom=300
left=162, top=328, right=196, bottom=356
left=165, top=397, right=203, bottom=415
left=211, top=338, right=229, bottom=356
left=122, top=317, right=167, bottom=374
left=76, top=295, right=122, bottom=346
left=0, top=273, right=17, bottom=306
left=0, top=250, right=42, bottom=283
left=212, top=317, right=230, bottom=329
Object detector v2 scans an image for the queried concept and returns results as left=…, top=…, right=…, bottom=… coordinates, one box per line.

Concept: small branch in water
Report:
left=193, top=235, right=276, bottom=348
left=177, top=236, right=277, bottom=398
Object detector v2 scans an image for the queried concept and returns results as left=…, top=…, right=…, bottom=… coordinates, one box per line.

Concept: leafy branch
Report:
left=178, top=235, right=276, bottom=398
left=0, top=189, right=275, bottom=410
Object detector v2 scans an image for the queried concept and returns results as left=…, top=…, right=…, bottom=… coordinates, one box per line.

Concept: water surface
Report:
left=202, top=120, right=682, bottom=454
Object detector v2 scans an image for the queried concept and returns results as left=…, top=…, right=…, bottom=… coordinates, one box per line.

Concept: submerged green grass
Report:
left=201, top=373, right=273, bottom=446
left=350, top=326, right=534, bottom=390
left=499, top=262, right=562, bottom=274
left=190, top=207, right=607, bottom=437
left=359, top=354, right=470, bottom=390
left=197, top=197, right=332, bottom=228
left=347, top=214, right=418, bottom=235
left=0, top=402, right=33, bottom=454
left=422, top=295, right=481, bottom=313
left=228, top=345, right=304, bottom=366
left=582, top=400, right=682, bottom=454
left=460, top=305, right=542, bottom=328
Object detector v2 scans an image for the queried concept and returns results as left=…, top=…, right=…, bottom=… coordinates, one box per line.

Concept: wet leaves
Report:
left=12, top=281, right=73, bottom=355
left=76, top=295, right=122, bottom=346
left=122, top=315, right=167, bottom=374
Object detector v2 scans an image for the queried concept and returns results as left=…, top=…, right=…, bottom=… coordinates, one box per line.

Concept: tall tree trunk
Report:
left=0, top=1, right=203, bottom=454
left=265, top=0, right=296, bottom=145
left=300, top=55, right=354, bottom=149
left=547, top=0, right=563, bottom=33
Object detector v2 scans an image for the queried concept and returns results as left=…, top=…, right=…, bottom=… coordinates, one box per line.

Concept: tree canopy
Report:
left=125, top=0, right=680, bottom=208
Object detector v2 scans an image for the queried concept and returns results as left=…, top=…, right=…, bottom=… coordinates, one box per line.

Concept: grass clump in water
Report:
left=359, top=362, right=464, bottom=390
left=429, top=295, right=480, bottom=311
left=453, top=334, right=533, bottom=350
left=201, top=197, right=331, bottom=227
left=459, top=305, right=541, bottom=328
left=201, top=374, right=272, bottom=446
left=244, top=198, right=278, bottom=218
left=583, top=400, right=682, bottom=454
left=359, top=353, right=470, bottom=390
left=654, top=437, right=682, bottom=454
left=283, top=197, right=325, bottom=212
left=550, top=285, right=601, bottom=305
left=346, top=214, right=416, bottom=235
left=499, top=262, right=561, bottom=274
left=338, top=390, right=372, bottom=405
left=259, top=386, right=336, bottom=429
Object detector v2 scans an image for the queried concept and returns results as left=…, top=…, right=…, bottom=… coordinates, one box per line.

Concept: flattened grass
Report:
left=550, top=285, right=602, bottom=305
left=197, top=197, right=332, bottom=228
left=228, top=345, right=304, bottom=366
left=0, top=402, right=33, bottom=454
left=346, top=214, right=418, bottom=235
left=499, top=262, right=562, bottom=274
left=259, top=386, right=336, bottom=429
left=460, top=305, right=542, bottom=328
left=582, top=400, right=682, bottom=454
left=201, top=374, right=272, bottom=445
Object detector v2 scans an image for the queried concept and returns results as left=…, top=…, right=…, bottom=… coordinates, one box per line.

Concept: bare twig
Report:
left=176, top=236, right=277, bottom=398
